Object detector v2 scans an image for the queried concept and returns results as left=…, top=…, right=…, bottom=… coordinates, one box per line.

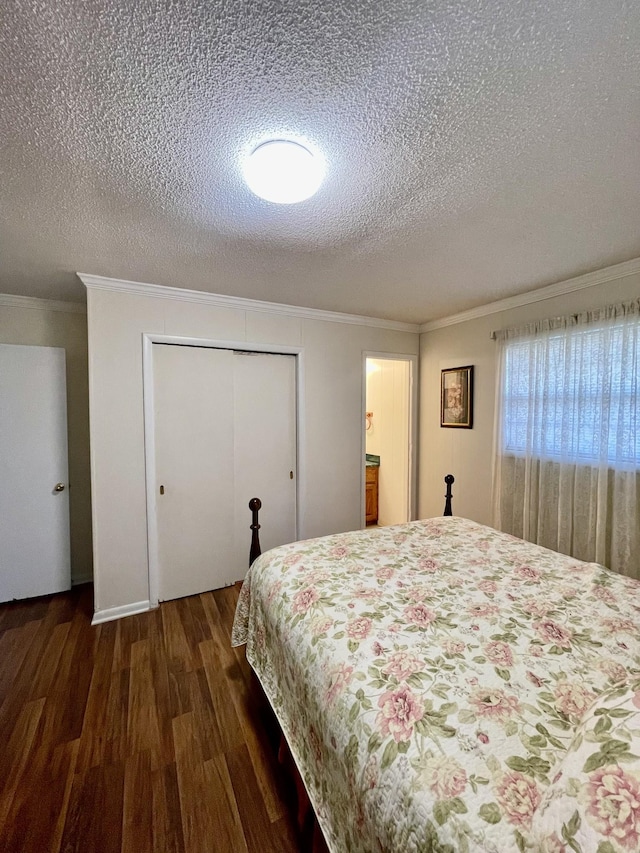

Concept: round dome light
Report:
left=242, top=139, right=325, bottom=204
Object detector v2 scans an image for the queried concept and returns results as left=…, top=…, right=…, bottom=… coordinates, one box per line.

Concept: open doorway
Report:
left=363, top=353, right=416, bottom=527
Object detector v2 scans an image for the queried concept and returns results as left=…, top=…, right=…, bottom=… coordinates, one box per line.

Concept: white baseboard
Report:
left=91, top=599, right=153, bottom=625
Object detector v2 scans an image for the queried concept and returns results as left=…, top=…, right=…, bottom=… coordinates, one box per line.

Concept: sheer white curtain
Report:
left=492, top=299, right=640, bottom=579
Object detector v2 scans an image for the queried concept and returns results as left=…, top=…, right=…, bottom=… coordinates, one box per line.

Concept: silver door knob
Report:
left=54, top=483, right=65, bottom=491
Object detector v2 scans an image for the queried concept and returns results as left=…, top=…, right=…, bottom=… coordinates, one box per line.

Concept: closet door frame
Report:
left=142, top=333, right=305, bottom=609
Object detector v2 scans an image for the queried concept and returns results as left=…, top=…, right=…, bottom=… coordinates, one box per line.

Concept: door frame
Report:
left=142, top=333, right=304, bottom=608
left=361, top=351, right=418, bottom=527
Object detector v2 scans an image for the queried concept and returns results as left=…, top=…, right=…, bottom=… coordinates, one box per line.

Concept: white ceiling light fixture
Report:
left=242, top=139, right=325, bottom=204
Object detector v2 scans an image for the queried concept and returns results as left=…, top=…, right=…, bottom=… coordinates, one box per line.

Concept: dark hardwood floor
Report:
left=0, top=583, right=302, bottom=853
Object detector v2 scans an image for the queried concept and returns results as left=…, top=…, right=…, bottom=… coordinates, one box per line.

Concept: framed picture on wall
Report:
left=441, top=365, right=474, bottom=428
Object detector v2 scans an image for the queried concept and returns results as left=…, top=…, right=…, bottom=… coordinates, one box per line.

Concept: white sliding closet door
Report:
left=153, top=344, right=296, bottom=601
left=232, top=350, right=297, bottom=560
left=154, top=345, right=235, bottom=601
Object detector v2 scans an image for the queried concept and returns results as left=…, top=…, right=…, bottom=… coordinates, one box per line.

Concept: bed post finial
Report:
left=443, top=475, right=455, bottom=516
left=249, top=498, right=262, bottom=566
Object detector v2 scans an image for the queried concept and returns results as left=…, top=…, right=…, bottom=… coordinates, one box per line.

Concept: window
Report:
left=493, top=300, right=640, bottom=577
left=501, top=320, right=640, bottom=467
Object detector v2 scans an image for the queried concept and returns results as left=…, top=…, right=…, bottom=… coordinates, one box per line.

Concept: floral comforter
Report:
left=231, top=517, right=640, bottom=853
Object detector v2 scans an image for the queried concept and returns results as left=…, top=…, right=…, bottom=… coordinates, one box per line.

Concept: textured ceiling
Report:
left=1, top=0, right=639, bottom=323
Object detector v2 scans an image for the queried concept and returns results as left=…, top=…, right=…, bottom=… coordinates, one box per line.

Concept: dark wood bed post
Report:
left=249, top=498, right=262, bottom=566
left=443, top=474, right=455, bottom=516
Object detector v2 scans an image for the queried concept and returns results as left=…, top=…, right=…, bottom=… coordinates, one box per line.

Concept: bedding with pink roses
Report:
left=231, top=516, right=640, bottom=853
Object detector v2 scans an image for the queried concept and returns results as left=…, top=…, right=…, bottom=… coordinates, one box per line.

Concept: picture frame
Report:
left=441, top=365, right=474, bottom=428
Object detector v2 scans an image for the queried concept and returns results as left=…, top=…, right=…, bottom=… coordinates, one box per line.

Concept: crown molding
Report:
left=0, top=293, right=86, bottom=314
left=78, top=273, right=421, bottom=334
left=419, top=257, right=640, bottom=333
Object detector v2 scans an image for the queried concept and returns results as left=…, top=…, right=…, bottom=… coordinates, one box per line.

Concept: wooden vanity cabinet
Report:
left=365, top=466, right=379, bottom=525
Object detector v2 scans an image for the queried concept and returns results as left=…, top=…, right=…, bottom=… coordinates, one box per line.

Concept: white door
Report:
left=153, top=344, right=296, bottom=601
left=0, top=344, right=71, bottom=602
left=232, top=350, right=297, bottom=560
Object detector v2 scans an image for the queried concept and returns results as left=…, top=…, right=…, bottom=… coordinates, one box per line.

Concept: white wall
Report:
left=366, top=359, right=410, bottom=526
left=418, top=265, right=640, bottom=523
left=86, top=284, right=419, bottom=615
left=0, top=298, right=92, bottom=583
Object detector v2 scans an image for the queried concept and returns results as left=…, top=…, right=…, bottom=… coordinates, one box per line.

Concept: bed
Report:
left=232, top=514, right=640, bottom=852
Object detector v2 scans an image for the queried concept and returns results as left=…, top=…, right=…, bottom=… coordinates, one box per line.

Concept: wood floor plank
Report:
left=1, top=737, right=79, bottom=853
left=151, top=763, right=186, bottom=853
left=230, top=675, right=292, bottom=823
left=173, top=711, right=248, bottom=853
left=127, top=639, right=163, bottom=767
left=226, top=744, right=299, bottom=853
left=37, top=602, right=95, bottom=747
left=148, top=607, right=178, bottom=765
left=0, top=596, right=48, bottom=634
left=167, top=664, right=194, bottom=720
left=50, top=738, right=80, bottom=853
left=119, top=607, right=151, bottom=663
left=59, top=761, right=125, bottom=853
left=199, top=590, right=222, bottom=632
left=3, top=590, right=82, bottom=731
left=210, top=586, right=301, bottom=825
left=0, top=697, right=46, bottom=829
left=122, top=750, right=154, bottom=853
left=201, top=754, right=250, bottom=853
left=200, top=639, right=245, bottom=753
left=27, top=620, right=71, bottom=701
left=201, top=597, right=237, bottom=670
left=176, top=594, right=211, bottom=649
left=74, top=620, right=117, bottom=775
left=111, top=617, right=128, bottom=673
left=162, top=600, right=199, bottom=673
left=0, top=584, right=302, bottom=853
left=0, top=621, right=41, bottom=709
left=90, top=664, right=131, bottom=769
left=189, top=665, right=226, bottom=760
